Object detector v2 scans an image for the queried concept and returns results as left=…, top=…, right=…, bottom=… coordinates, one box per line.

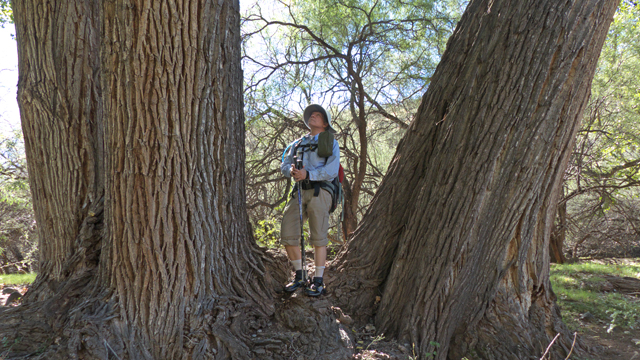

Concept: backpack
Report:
left=327, top=164, right=344, bottom=213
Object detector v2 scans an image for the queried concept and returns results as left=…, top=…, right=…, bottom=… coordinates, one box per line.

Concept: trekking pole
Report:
left=295, top=150, right=306, bottom=285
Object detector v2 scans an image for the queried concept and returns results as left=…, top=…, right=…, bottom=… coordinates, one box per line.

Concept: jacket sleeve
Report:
left=309, top=139, right=340, bottom=181
left=280, top=140, right=296, bottom=178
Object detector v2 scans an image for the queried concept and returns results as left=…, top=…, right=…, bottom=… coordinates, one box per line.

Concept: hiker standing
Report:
left=280, top=104, right=339, bottom=296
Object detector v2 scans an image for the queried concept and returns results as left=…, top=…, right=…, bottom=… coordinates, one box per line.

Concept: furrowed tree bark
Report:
left=99, top=0, right=271, bottom=357
left=7, top=0, right=273, bottom=358
left=13, top=0, right=104, bottom=300
left=331, top=0, right=618, bottom=359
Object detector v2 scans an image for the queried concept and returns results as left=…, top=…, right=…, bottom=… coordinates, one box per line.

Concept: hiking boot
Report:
left=284, top=270, right=307, bottom=293
left=305, top=277, right=325, bottom=297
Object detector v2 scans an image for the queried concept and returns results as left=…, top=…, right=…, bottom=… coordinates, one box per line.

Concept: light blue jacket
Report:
left=281, top=133, right=340, bottom=182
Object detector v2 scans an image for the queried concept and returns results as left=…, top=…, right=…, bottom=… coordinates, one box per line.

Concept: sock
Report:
left=315, top=266, right=325, bottom=278
left=291, top=259, right=302, bottom=271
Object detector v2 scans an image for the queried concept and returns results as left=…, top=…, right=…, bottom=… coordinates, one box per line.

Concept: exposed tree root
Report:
left=0, top=248, right=360, bottom=360
left=1, top=282, right=273, bottom=359
left=326, top=272, right=381, bottom=327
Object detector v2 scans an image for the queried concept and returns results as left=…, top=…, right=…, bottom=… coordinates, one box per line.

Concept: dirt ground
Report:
left=347, top=322, right=640, bottom=359
left=576, top=321, right=640, bottom=360
left=0, top=284, right=26, bottom=307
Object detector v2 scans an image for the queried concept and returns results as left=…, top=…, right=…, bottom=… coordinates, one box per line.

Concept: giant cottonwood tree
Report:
left=0, top=0, right=620, bottom=359
left=6, top=0, right=271, bottom=358
left=331, top=0, right=619, bottom=359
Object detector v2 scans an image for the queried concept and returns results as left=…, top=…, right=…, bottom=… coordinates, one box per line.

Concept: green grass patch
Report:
left=551, top=260, right=640, bottom=278
left=0, top=272, right=36, bottom=286
left=551, top=259, right=640, bottom=333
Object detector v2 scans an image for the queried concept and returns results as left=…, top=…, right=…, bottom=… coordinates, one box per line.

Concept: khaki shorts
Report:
left=281, top=188, right=331, bottom=247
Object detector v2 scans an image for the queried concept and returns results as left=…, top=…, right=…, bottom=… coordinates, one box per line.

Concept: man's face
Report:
left=308, top=111, right=327, bottom=129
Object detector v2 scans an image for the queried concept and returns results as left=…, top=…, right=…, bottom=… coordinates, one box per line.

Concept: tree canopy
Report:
left=557, top=3, right=640, bottom=258
left=242, top=0, right=463, bottom=236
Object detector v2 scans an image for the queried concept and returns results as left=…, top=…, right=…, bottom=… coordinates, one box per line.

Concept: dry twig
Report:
left=565, top=332, right=577, bottom=360
left=540, top=333, right=561, bottom=360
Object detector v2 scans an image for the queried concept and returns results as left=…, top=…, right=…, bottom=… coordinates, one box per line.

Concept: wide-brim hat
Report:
left=303, top=104, right=336, bottom=134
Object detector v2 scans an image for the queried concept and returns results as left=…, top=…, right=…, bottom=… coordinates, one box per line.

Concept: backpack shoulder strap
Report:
left=282, top=138, right=305, bottom=162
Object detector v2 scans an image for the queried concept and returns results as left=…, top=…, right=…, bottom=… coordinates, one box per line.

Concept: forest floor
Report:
left=1, top=258, right=638, bottom=359
left=0, top=285, right=27, bottom=307
left=0, top=273, right=33, bottom=307
left=550, top=258, right=640, bottom=360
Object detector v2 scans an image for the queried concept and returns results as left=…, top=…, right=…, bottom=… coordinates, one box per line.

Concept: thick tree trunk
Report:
left=13, top=0, right=104, bottom=298
left=8, top=0, right=273, bottom=358
left=98, top=1, right=272, bottom=357
left=331, top=0, right=618, bottom=359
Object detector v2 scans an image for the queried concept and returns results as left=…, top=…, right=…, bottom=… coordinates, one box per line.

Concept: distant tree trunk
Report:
left=550, top=201, right=568, bottom=263
left=332, top=0, right=618, bottom=359
left=345, top=72, right=369, bottom=236
left=341, top=177, right=358, bottom=239
left=340, top=82, right=369, bottom=240
left=9, top=0, right=272, bottom=358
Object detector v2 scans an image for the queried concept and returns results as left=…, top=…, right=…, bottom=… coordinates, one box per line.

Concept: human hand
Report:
left=291, top=166, right=307, bottom=182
